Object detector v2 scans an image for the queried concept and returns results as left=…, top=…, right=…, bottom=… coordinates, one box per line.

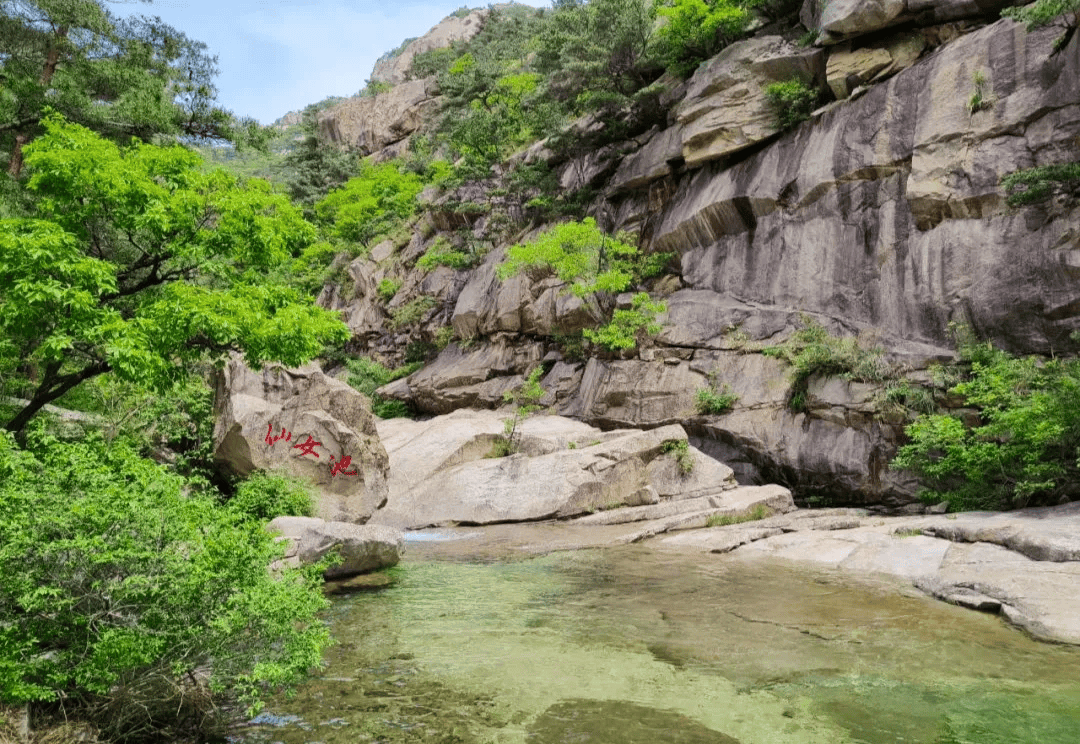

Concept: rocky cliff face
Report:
left=318, top=4, right=1079, bottom=509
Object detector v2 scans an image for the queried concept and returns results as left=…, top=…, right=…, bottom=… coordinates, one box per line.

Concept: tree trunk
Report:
left=3, top=361, right=110, bottom=438
left=7, top=133, right=28, bottom=177
left=7, top=26, right=67, bottom=177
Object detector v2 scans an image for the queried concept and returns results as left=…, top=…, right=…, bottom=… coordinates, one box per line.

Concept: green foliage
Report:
left=695, top=380, right=738, bottom=414
left=877, top=380, right=937, bottom=420
left=229, top=470, right=315, bottom=522
left=377, top=278, right=402, bottom=302
left=653, top=0, right=754, bottom=77
left=0, top=115, right=349, bottom=435
left=662, top=438, right=694, bottom=474
left=53, top=370, right=218, bottom=488
left=344, top=357, right=421, bottom=419
left=1001, top=161, right=1080, bottom=206
left=535, top=0, right=660, bottom=104
left=315, top=161, right=424, bottom=247
left=498, top=217, right=640, bottom=296
left=705, top=503, right=771, bottom=527
left=764, top=78, right=818, bottom=129
left=417, top=237, right=472, bottom=270
left=1001, top=0, right=1080, bottom=27
left=388, top=295, right=438, bottom=330
left=763, top=318, right=894, bottom=412
left=281, top=107, right=362, bottom=216
left=0, top=1, right=269, bottom=176
left=0, top=431, right=331, bottom=739
left=583, top=292, right=666, bottom=351
left=968, top=70, right=993, bottom=114
left=497, top=366, right=546, bottom=456
left=891, top=344, right=1080, bottom=511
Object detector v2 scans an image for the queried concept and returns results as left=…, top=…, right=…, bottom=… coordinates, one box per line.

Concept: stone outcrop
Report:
left=653, top=18, right=1080, bottom=355
left=324, top=11, right=1079, bottom=510
left=370, top=9, right=487, bottom=85
left=368, top=410, right=746, bottom=529
left=317, top=78, right=439, bottom=155
left=800, top=0, right=1020, bottom=45
left=267, top=516, right=403, bottom=579
left=656, top=502, right=1080, bottom=644
left=213, top=357, right=390, bottom=524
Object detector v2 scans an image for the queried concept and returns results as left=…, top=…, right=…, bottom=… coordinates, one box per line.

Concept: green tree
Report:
left=652, top=0, right=754, bottom=77
left=891, top=343, right=1080, bottom=511
left=535, top=0, right=659, bottom=105
left=314, top=160, right=424, bottom=248
left=281, top=105, right=361, bottom=217
left=0, top=429, right=332, bottom=740
left=0, top=0, right=267, bottom=176
left=0, top=115, right=349, bottom=436
left=764, top=78, right=819, bottom=129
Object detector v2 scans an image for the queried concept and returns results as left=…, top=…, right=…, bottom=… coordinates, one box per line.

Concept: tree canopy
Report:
left=0, top=114, right=349, bottom=435
left=0, top=0, right=267, bottom=176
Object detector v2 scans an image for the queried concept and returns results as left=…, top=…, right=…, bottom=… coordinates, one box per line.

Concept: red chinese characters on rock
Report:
left=263, top=422, right=358, bottom=477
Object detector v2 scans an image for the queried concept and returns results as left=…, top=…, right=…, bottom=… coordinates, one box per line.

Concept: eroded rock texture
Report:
left=213, top=357, right=390, bottom=523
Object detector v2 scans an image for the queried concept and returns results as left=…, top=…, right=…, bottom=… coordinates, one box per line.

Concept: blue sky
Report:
left=113, top=1, right=550, bottom=124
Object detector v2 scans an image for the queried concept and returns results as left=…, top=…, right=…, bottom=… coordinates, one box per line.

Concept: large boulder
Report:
left=317, top=78, right=439, bottom=155
left=676, top=37, right=824, bottom=169
left=800, top=0, right=1020, bottom=45
left=213, top=357, right=390, bottom=523
left=368, top=412, right=738, bottom=529
left=268, top=516, right=403, bottom=579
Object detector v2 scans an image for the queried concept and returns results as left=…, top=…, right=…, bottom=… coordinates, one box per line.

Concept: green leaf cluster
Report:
left=496, top=366, right=546, bottom=456
left=1, top=115, right=349, bottom=435
left=0, top=1, right=268, bottom=175
left=315, top=161, right=424, bottom=247
left=377, top=278, right=402, bottom=302
left=388, top=295, right=438, bottom=330
left=662, top=438, right=695, bottom=474
left=0, top=431, right=331, bottom=739
left=228, top=470, right=316, bottom=522
left=695, top=380, right=738, bottom=414
left=1000, top=161, right=1080, bottom=206
left=1001, top=0, right=1080, bottom=28
left=764, top=78, right=819, bottom=129
left=344, top=357, right=421, bottom=418
left=653, top=0, right=754, bottom=77
left=498, top=217, right=641, bottom=296
left=417, top=238, right=473, bottom=271
left=583, top=292, right=667, bottom=351
left=763, top=317, right=894, bottom=412
left=891, top=344, right=1080, bottom=511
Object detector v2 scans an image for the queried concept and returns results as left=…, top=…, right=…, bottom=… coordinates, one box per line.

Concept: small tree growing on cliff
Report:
left=493, top=367, right=546, bottom=457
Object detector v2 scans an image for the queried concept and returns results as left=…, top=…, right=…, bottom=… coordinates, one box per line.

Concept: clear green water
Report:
left=239, top=545, right=1080, bottom=744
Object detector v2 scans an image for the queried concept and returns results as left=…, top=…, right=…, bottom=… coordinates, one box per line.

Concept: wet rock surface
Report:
left=656, top=502, right=1080, bottom=644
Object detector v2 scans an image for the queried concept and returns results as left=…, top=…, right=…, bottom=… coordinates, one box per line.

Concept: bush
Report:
left=662, top=439, right=694, bottom=474
left=417, top=238, right=472, bottom=270
left=1000, top=161, right=1080, bottom=206
left=377, top=278, right=401, bottom=302
left=1001, top=0, right=1080, bottom=27
left=229, top=470, right=315, bottom=522
left=890, top=343, right=1080, bottom=511
left=695, top=381, right=738, bottom=414
left=496, top=367, right=546, bottom=456
left=653, top=0, right=754, bottom=77
left=0, top=432, right=331, bottom=741
left=763, top=317, right=893, bottom=412
left=583, top=292, right=667, bottom=351
left=344, top=357, right=421, bottom=419
left=388, top=295, right=438, bottom=329
left=764, top=78, right=818, bottom=129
